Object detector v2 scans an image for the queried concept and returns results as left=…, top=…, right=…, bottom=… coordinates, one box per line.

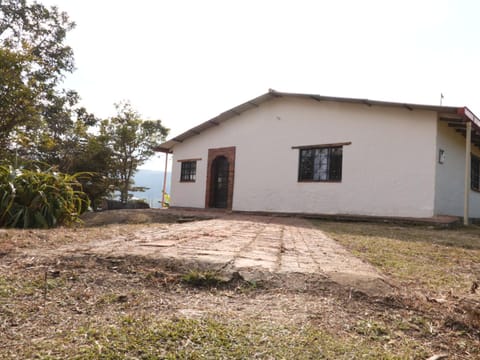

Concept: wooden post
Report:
left=161, top=153, right=169, bottom=208
left=464, top=121, right=472, bottom=225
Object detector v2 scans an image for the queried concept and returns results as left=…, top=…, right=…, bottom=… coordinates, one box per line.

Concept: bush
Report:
left=101, top=199, right=150, bottom=210
left=0, top=165, right=89, bottom=228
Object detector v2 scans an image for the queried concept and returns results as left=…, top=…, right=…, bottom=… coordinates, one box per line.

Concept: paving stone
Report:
left=52, top=213, right=390, bottom=294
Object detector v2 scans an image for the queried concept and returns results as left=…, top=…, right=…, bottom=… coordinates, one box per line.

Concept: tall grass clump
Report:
left=0, top=165, right=89, bottom=228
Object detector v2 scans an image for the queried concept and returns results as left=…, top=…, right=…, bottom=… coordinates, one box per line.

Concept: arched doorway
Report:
left=205, top=146, right=235, bottom=210
left=210, top=156, right=229, bottom=208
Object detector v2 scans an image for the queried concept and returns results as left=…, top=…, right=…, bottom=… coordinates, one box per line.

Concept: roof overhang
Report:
left=438, top=106, right=480, bottom=148
left=154, top=91, right=279, bottom=153
left=155, top=89, right=480, bottom=152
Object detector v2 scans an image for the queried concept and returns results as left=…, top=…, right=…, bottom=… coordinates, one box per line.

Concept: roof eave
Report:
left=154, top=91, right=279, bottom=152
left=155, top=89, right=479, bottom=152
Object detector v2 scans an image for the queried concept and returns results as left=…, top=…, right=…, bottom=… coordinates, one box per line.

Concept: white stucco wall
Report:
left=170, top=97, right=438, bottom=217
left=434, top=121, right=480, bottom=217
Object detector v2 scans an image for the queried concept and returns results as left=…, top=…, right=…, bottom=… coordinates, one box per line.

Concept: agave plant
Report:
left=0, top=165, right=90, bottom=229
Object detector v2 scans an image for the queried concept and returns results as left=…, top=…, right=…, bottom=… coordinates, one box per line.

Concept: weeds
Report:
left=28, top=316, right=427, bottom=359
left=1, top=220, right=479, bottom=359
left=313, top=221, right=480, bottom=294
left=354, top=319, right=390, bottom=339
left=181, top=270, right=225, bottom=287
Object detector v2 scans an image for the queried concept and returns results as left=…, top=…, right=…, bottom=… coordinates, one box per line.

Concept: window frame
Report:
left=180, top=160, right=197, bottom=182
left=471, top=154, right=480, bottom=192
left=296, top=144, right=345, bottom=183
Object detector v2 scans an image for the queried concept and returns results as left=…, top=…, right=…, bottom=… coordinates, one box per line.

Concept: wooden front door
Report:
left=211, top=156, right=229, bottom=208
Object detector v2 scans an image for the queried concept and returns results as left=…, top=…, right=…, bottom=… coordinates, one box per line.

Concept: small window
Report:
left=298, top=146, right=342, bottom=182
left=180, top=161, right=196, bottom=182
left=472, top=155, right=480, bottom=191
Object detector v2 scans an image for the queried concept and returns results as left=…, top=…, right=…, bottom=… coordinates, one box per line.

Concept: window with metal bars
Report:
left=298, top=146, right=343, bottom=182
left=472, top=155, right=480, bottom=191
left=180, top=161, right=196, bottom=182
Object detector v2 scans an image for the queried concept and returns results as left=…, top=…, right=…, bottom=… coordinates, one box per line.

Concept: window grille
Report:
left=298, top=146, right=342, bottom=182
left=472, top=155, right=480, bottom=191
left=180, top=161, right=196, bottom=182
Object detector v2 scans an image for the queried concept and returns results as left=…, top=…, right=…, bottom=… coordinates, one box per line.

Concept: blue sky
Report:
left=42, top=0, right=480, bottom=169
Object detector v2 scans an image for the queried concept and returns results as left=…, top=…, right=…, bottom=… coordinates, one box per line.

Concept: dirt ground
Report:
left=1, top=209, right=479, bottom=359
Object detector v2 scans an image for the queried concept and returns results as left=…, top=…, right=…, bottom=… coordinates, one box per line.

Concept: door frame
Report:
left=205, top=146, right=235, bottom=210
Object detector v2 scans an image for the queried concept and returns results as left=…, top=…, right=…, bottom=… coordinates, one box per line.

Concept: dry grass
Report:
left=312, top=221, right=480, bottom=295
left=0, top=253, right=433, bottom=359
left=1, top=213, right=479, bottom=359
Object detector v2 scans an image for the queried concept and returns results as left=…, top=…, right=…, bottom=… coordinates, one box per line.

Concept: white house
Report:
left=156, top=90, right=480, bottom=221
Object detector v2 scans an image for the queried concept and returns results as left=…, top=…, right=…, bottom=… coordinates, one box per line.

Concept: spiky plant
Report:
left=0, top=165, right=89, bottom=228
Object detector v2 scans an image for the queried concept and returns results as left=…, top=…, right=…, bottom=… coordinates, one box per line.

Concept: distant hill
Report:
left=130, top=169, right=171, bottom=208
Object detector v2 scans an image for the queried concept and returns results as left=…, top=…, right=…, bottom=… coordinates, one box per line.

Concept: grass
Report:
left=0, top=273, right=64, bottom=298
left=0, top=254, right=442, bottom=360
left=312, top=221, right=480, bottom=294
left=23, top=316, right=428, bottom=359
left=181, top=270, right=225, bottom=287
left=1, top=217, right=479, bottom=359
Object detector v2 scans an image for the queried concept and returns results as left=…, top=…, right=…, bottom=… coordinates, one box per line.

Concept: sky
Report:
left=41, top=0, right=480, bottom=169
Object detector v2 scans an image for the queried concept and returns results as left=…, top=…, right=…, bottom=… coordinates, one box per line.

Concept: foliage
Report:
left=0, top=48, right=38, bottom=151
left=60, top=134, right=114, bottom=210
left=0, top=0, right=77, bottom=159
left=181, top=270, right=224, bottom=287
left=33, top=93, right=98, bottom=169
left=0, top=165, right=89, bottom=228
left=0, top=0, right=75, bottom=81
left=100, top=101, right=169, bottom=203
left=0, top=2, right=169, bottom=209
left=0, top=0, right=107, bottom=207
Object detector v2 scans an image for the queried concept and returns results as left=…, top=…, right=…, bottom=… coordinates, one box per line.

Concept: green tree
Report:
left=0, top=2, right=171, bottom=210
left=0, top=0, right=75, bottom=87
left=100, top=102, right=169, bottom=204
left=66, top=134, right=115, bottom=210
left=0, top=47, right=38, bottom=153
left=0, top=0, right=76, bottom=159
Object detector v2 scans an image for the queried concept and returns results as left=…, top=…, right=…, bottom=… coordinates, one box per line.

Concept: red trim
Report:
left=205, top=147, right=236, bottom=210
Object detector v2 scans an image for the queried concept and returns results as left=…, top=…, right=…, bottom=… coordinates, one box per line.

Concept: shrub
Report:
left=0, top=165, right=89, bottom=228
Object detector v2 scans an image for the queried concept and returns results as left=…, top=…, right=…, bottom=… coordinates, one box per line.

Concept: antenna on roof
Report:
left=440, top=93, right=444, bottom=105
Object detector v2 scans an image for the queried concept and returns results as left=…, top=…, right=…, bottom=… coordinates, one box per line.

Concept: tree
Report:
left=0, top=2, right=171, bottom=210
left=66, top=134, right=115, bottom=210
left=0, top=0, right=75, bottom=86
left=33, top=94, right=99, bottom=172
left=0, top=47, right=37, bottom=153
left=100, top=102, right=169, bottom=204
left=0, top=0, right=76, bottom=159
